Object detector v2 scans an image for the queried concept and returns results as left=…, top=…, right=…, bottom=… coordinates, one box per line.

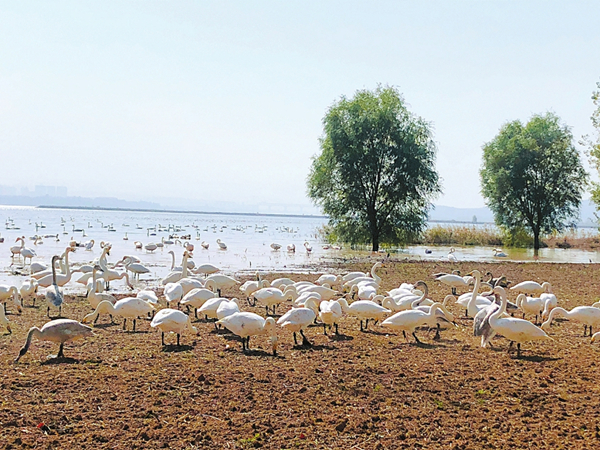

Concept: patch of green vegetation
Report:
left=239, top=432, right=261, bottom=448
left=432, top=398, right=445, bottom=410
left=373, top=384, right=383, bottom=392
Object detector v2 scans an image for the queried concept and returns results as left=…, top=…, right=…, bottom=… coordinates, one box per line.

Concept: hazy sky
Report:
left=1, top=1, right=599, bottom=210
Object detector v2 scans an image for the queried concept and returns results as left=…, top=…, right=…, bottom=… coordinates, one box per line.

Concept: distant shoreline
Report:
left=36, top=204, right=328, bottom=220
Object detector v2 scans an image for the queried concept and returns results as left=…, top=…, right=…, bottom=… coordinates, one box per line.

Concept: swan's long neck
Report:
left=182, top=253, right=189, bottom=278
left=85, top=300, right=117, bottom=322
left=371, top=263, right=382, bottom=284
left=442, top=295, right=455, bottom=307
left=337, top=298, right=350, bottom=313
left=90, top=268, right=98, bottom=296
left=468, top=271, right=481, bottom=308
left=51, top=257, right=58, bottom=287
left=170, top=252, right=175, bottom=271
left=15, top=327, right=42, bottom=362
left=546, top=307, right=569, bottom=326
left=63, top=251, right=71, bottom=277
left=490, top=288, right=507, bottom=322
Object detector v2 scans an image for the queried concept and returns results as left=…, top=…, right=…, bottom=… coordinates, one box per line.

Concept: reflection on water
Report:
left=1, top=206, right=599, bottom=291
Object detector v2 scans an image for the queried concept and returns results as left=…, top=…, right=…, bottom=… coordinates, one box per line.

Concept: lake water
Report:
left=1, top=205, right=599, bottom=292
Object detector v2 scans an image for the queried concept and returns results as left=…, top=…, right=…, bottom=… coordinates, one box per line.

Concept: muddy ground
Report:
left=2, top=260, right=600, bottom=449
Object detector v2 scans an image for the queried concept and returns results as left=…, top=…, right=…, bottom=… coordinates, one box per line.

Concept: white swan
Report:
left=83, top=297, right=154, bottom=331
left=316, top=274, right=342, bottom=288
left=201, top=241, right=210, bottom=249
left=37, top=248, right=76, bottom=287
left=0, top=285, right=22, bottom=314
left=205, top=273, right=240, bottom=296
left=216, top=298, right=241, bottom=320
left=164, top=282, right=184, bottom=308
left=277, top=298, right=319, bottom=346
left=447, top=247, right=458, bottom=262
left=286, top=243, right=295, bottom=253
left=270, top=243, right=282, bottom=251
left=319, top=298, right=344, bottom=335
left=87, top=265, right=117, bottom=312
left=510, top=281, right=551, bottom=296
left=85, top=239, right=95, bottom=251
left=542, top=305, right=600, bottom=336
left=466, top=270, right=492, bottom=318
left=343, top=262, right=383, bottom=288
left=119, top=257, right=150, bottom=280
left=10, top=237, right=23, bottom=260
left=433, top=271, right=469, bottom=295
left=217, top=239, right=227, bottom=250
left=516, top=293, right=544, bottom=324
left=192, top=263, right=220, bottom=276
left=494, top=248, right=507, bottom=257
left=217, top=312, right=278, bottom=355
left=15, top=319, right=94, bottom=362
left=0, top=303, right=11, bottom=334
left=199, top=297, right=239, bottom=322
left=489, top=286, right=551, bottom=357
left=338, top=298, right=390, bottom=331
left=145, top=243, right=158, bottom=253
left=19, top=279, right=38, bottom=307
left=381, top=302, right=454, bottom=344
left=252, top=287, right=297, bottom=315
left=180, top=286, right=217, bottom=319
left=150, top=308, right=197, bottom=346
left=304, top=241, right=312, bottom=254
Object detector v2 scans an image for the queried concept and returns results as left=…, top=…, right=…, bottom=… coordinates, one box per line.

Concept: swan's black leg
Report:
left=177, top=334, right=180, bottom=346
left=403, top=330, right=409, bottom=343
left=94, top=314, right=99, bottom=324
left=300, top=329, right=311, bottom=347
left=161, top=332, right=165, bottom=346
left=57, top=343, right=64, bottom=358
left=335, top=323, right=339, bottom=335
left=293, top=332, right=298, bottom=345
left=412, top=332, right=422, bottom=344
left=323, top=323, right=327, bottom=335
left=133, top=319, right=137, bottom=332
left=433, top=323, right=441, bottom=340
left=122, top=318, right=127, bottom=331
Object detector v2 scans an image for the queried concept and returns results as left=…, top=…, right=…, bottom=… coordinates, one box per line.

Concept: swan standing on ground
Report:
left=488, top=286, right=551, bottom=357
left=83, top=297, right=155, bottom=331
left=319, top=298, right=344, bottom=335
left=150, top=308, right=198, bottom=346
left=217, top=312, right=278, bottom=355
left=516, top=293, right=544, bottom=325
left=433, top=271, right=468, bottom=295
left=15, top=319, right=93, bottom=362
left=510, top=281, right=551, bottom=296
left=10, top=237, right=23, bottom=260
left=542, top=305, right=600, bottom=336
left=87, top=265, right=118, bottom=313
left=45, top=255, right=63, bottom=318
left=338, top=298, right=390, bottom=331
left=252, top=287, right=297, bottom=315
left=277, top=298, right=319, bottom=346
left=19, top=279, right=38, bottom=307
left=381, top=302, right=454, bottom=344
left=0, top=303, right=11, bottom=334
left=0, top=285, right=22, bottom=314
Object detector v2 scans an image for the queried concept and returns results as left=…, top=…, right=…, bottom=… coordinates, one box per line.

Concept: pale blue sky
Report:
left=1, top=1, right=599, bottom=211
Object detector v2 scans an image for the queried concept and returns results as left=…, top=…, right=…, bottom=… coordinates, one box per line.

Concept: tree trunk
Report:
left=372, top=227, right=379, bottom=252
left=533, top=230, right=540, bottom=254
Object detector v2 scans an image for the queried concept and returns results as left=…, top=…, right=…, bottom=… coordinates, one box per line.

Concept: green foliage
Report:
left=583, top=80, right=600, bottom=210
left=307, top=85, right=441, bottom=251
left=420, top=225, right=502, bottom=246
left=480, top=112, right=587, bottom=250
left=499, top=226, right=535, bottom=248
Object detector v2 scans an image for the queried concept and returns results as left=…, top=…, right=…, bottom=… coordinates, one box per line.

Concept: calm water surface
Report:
left=0, top=206, right=598, bottom=292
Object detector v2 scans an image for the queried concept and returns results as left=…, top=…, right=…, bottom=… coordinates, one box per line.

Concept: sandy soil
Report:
left=2, top=260, right=600, bottom=449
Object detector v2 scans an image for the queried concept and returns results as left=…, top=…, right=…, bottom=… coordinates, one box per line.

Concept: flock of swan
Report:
left=2, top=244, right=600, bottom=364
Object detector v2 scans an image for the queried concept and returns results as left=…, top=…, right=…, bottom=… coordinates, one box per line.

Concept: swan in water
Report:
left=144, top=242, right=158, bottom=253
left=447, top=247, right=458, bottom=262
left=10, top=237, right=24, bottom=260
left=217, top=312, right=278, bottom=355
left=15, top=319, right=93, bottom=362
left=201, top=241, right=209, bottom=249
left=36, top=248, right=76, bottom=287
left=83, top=297, right=155, bottom=331
left=0, top=303, right=11, bottom=334
left=488, top=286, right=551, bottom=357
left=270, top=243, right=281, bottom=251
left=304, top=241, right=313, bottom=254
left=542, top=305, right=600, bottom=337
left=277, top=298, right=319, bottom=346
left=286, top=243, right=295, bottom=253
left=493, top=248, right=507, bottom=257
left=85, top=240, right=95, bottom=251
left=217, top=239, right=227, bottom=250
left=381, top=301, right=454, bottom=344
left=150, top=308, right=198, bottom=346
left=45, top=255, right=64, bottom=318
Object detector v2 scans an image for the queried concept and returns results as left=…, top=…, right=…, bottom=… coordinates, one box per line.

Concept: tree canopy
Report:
left=307, top=86, right=440, bottom=251
left=480, top=112, right=587, bottom=251
left=583, top=80, right=600, bottom=207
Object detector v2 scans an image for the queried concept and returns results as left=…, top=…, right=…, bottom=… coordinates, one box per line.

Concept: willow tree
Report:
left=583, top=80, right=600, bottom=207
left=480, top=112, right=587, bottom=251
left=307, top=86, right=440, bottom=252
